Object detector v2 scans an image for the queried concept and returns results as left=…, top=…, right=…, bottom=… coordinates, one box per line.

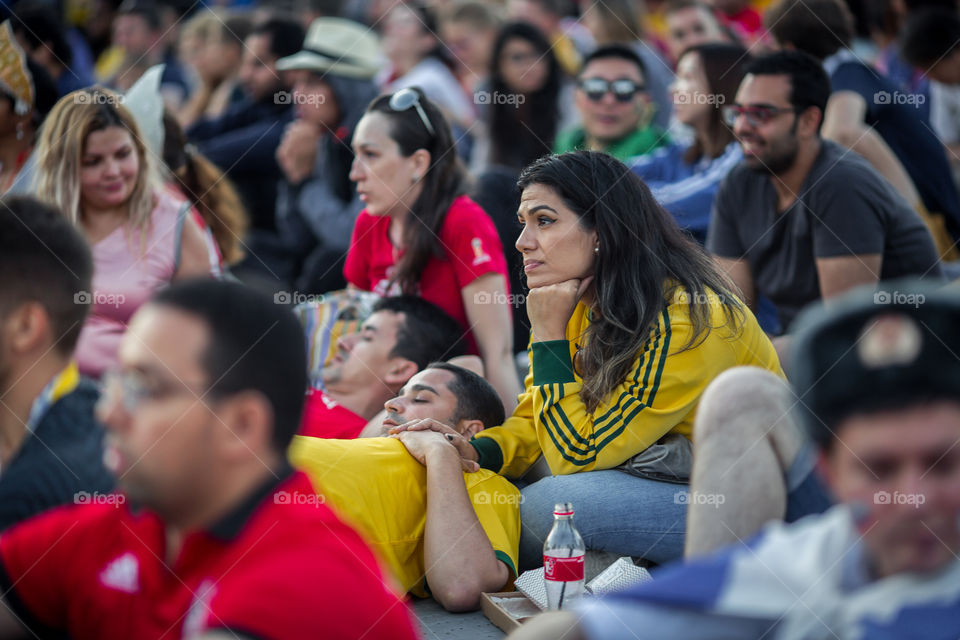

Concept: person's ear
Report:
left=409, top=148, right=431, bottom=181
left=456, top=418, right=485, bottom=440
left=383, top=358, right=418, bottom=388
left=798, top=106, right=822, bottom=138
left=4, top=302, right=51, bottom=356
left=215, top=391, right=276, bottom=462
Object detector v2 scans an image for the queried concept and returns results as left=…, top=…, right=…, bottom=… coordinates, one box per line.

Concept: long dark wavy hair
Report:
left=364, top=88, right=468, bottom=294
left=517, top=151, right=745, bottom=412
left=679, top=43, right=751, bottom=164
left=488, top=22, right=563, bottom=169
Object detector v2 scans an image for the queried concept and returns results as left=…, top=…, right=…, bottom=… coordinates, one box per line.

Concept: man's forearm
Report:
left=423, top=445, right=508, bottom=611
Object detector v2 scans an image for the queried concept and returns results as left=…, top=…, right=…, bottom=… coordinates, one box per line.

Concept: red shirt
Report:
left=299, top=387, right=368, bottom=439
left=344, top=195, right=509, bottom=353
left=721, top=7, right=764, bottom=40
left=0, top=469, right=418, bottom=640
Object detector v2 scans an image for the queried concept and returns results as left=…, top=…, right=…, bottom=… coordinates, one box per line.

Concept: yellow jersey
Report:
left=288, top=436, right=520, bottom=598
left=473, top=288, right=784, bottom=477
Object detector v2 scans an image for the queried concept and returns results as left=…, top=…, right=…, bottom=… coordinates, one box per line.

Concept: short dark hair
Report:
left=901, top=8, right=960, bottom=68
left=8, top=6, right=73, bottom=66
left=665, top=0, right=714, bottom=15
left=149, top=279, right=307, bottom=454
left=0, top=197, right=92, bottom=355
left=116, top=0, right=162, bottom=30
left=371, top=296, right=466, bottom=370
left=581, top=44, right=647, bottom=80
left=744, top=51, right=831, bottom=129
left=250, top=17, right=306, bottom=60
left=426, top=362, right=505, bottom=429
left=764, top=0, right=853, bottom=61
left=525, top=0, right=573, bottom=16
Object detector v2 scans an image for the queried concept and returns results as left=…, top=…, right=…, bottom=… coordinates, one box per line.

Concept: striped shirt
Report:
left=629, top=142, right=743, bottom=244
left=472, top=286, right=783, bottom=477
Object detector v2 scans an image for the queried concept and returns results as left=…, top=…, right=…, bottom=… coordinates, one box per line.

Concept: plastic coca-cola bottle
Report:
left=543, top=502, right=586, bottom=610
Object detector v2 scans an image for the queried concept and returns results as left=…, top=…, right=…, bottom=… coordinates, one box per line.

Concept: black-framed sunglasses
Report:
left=578, top=77, right=645, bottom=103
left=389, top=88, right=436, bottom=136
left=722, top=104, right=799, bottom=127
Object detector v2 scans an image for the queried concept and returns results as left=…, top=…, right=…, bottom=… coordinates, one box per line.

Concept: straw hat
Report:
left=276, top=17, right=381, bottom=80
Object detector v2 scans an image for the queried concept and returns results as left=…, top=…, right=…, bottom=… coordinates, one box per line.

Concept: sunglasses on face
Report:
left=578, top=77, right=645, bottom=103
left=722, top=104, right=799, bottom=127
left=388, top=88, right=436, bottom=136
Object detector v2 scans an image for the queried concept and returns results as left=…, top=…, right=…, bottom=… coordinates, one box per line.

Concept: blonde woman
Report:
left=176, top=10, right=251, bottom=129
left=33, top=87, right=212, bottom=379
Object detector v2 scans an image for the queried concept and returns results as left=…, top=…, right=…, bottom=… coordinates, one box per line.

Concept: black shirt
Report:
left=708, top=140, right=942, bottom=332
left=0, top=380, right=114, bottom=531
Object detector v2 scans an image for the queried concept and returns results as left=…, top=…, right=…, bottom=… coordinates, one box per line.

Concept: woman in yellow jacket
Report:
left=395, top=150, right=782, bottom=568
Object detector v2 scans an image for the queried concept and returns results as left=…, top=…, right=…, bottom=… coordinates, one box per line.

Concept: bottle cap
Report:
left=553, top=502, right=574, bottom=516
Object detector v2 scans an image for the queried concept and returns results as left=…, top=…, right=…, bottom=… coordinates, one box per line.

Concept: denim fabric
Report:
left=518, top=469, right=688, bottom=570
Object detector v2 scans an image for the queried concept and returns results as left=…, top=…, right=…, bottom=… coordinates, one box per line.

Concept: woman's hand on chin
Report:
left=527, top=276, right=593, bottom=342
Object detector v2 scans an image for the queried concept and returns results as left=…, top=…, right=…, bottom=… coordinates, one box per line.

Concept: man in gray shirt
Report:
left=707, top=51, right=941, bottom=333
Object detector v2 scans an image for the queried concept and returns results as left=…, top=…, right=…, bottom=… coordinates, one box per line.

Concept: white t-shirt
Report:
left=380, top=57, right=475, bottom=128
left=930, top=80, right=960, bottom=145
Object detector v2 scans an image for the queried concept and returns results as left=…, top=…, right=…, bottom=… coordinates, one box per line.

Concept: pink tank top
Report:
left=75, top=191, right=188, bottom=379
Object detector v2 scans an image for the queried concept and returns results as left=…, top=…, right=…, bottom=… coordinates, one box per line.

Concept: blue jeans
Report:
left=518, top=470, right=688, bottom=570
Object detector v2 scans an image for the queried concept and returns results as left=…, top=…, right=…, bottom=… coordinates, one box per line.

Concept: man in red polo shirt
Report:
left=0, top=280, right=418, bottom=640
left=301, top=295, right=465, bottom=439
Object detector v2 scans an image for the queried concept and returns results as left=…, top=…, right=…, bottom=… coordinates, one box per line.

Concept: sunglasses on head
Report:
left=388, top=88, right=436, bottom=136
left=722, top=104, right=799, bottom=127
left=578, top=77, right=644, bottom=103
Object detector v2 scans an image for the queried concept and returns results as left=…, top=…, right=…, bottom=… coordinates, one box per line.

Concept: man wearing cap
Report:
left=508, top=281, right=960, bottom=639
left=271, top=17, right=381, bottom=293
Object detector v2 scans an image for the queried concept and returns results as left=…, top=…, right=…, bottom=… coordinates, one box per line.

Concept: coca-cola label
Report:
left=543, top=555, right=585, bottom=582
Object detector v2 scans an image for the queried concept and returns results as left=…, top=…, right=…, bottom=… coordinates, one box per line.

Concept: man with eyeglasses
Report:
left=707, top=51, right=941, bottom=340
left=554, top=45, right=669, bottom=161
left=0, top=279, right=418, bottom=639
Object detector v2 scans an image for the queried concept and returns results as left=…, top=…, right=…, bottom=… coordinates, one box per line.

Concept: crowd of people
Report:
left=0, top=0, right=958, bottom=638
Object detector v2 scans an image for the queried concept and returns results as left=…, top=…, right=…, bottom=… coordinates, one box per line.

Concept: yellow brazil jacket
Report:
left=471, top=287, right=784, bottom=478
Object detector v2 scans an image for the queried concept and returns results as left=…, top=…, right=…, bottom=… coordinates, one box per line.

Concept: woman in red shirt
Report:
left=345, top=88, right=521, bottom=411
